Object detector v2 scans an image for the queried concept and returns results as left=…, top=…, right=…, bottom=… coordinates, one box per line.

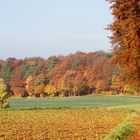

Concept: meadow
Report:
left=0, top=96, right=140, bottom=140
left=9, top=95, right=140, bottom=109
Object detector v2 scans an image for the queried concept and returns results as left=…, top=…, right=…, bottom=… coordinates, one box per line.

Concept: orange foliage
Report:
left=107, top=0, right=140, bottom=86
left=25, top=75, right=35, bottom=96
left=34, top=84, right=46, bottom=97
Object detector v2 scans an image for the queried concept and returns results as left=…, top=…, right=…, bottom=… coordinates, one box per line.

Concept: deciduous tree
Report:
left=25, top=75, right=35, bottom=96
left=107, top=0, right=140, bottom=86
left=45, top=85, right=57, bottom=96
left=34, top=83, right=46, bottom=97
left=9, top=69, right=26, bottom=97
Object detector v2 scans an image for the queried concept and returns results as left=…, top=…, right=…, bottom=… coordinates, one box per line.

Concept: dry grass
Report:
left=0, top=109, right=127, bottom=140
left=127, top=115, right=140, bottom=140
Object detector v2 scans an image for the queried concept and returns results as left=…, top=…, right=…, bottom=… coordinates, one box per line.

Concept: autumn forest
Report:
left=0, top=51, right=139, bottom=98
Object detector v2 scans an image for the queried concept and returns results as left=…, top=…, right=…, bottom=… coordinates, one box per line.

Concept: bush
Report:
left=0, top=83, right=9, bottom=109
left=104, top=91, right=114, bottom=96
left=124, top=85, right=137, bottom=95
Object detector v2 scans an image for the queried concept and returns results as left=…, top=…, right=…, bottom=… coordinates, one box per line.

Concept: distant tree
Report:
left=61, top=70, right=76, bottom=96
left=25, top=75, right=35, bottom=96
left=57, top=79, right=68, bottom=97
left=74, top=75, right=89, bottom=96
left=34, top=83, right=46, bottom=97
left=45, top=85, right=57, bottom=96
left=34, top=75, right=45, bottom=87
left=22, top=62, right=43, bottom=79
left=111, top=75, right=124, bottom=94
left=107, top=0, right=140, bottom=86
left=96, top=80, right=110, bottom=93
left=47, top=56, right=60, bottom=72
left=0, top=60, right=13, bottom=85
left=9, top=69, right=26, bottom=97
left=71, top=60, right=80, bottom=70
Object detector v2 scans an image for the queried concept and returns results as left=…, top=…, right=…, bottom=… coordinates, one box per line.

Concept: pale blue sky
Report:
left=0, top=0, right=113, bottom=59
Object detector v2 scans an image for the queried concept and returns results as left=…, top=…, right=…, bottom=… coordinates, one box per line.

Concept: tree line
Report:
left=0, top=51, right=139, bottom=99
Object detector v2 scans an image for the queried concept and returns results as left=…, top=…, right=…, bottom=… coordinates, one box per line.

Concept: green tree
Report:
left=34, top=75, right=45, bottom=87
left=71, top=60, right=80, bottom=70
left=47, top=56, right=60, bottom=72
left=22, top=62, right=43, bottom=79
left=0, top=60, right=13, bottom=85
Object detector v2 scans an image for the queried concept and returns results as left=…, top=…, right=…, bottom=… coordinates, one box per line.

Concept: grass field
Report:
left=0, top=96, right=140, bottom=140
left=8, top=95, right=140, bottom=109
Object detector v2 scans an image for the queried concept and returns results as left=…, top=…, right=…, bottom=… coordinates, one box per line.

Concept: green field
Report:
left=9, top=95, right=140, bottom=109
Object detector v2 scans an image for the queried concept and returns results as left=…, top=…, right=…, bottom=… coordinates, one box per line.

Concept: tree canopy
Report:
left=107, top=0, right=140, bottom=86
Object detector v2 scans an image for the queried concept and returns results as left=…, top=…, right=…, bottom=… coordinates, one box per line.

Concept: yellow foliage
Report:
left=45, top=85, right=57, bottom=96
left=124, top=85, right=136, bottom=95
left=104, top=91, right=114, bottom=96
left=34, top=84, right=45, bottom=95
left=0, top=83, right=9, bottom=108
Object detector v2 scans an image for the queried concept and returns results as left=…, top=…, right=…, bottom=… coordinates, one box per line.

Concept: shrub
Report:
left=104, top=91, right=114, bottom=96
left=0, top=83, right=9, bottom=108
left=124, top=85, right=137, bottom=95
